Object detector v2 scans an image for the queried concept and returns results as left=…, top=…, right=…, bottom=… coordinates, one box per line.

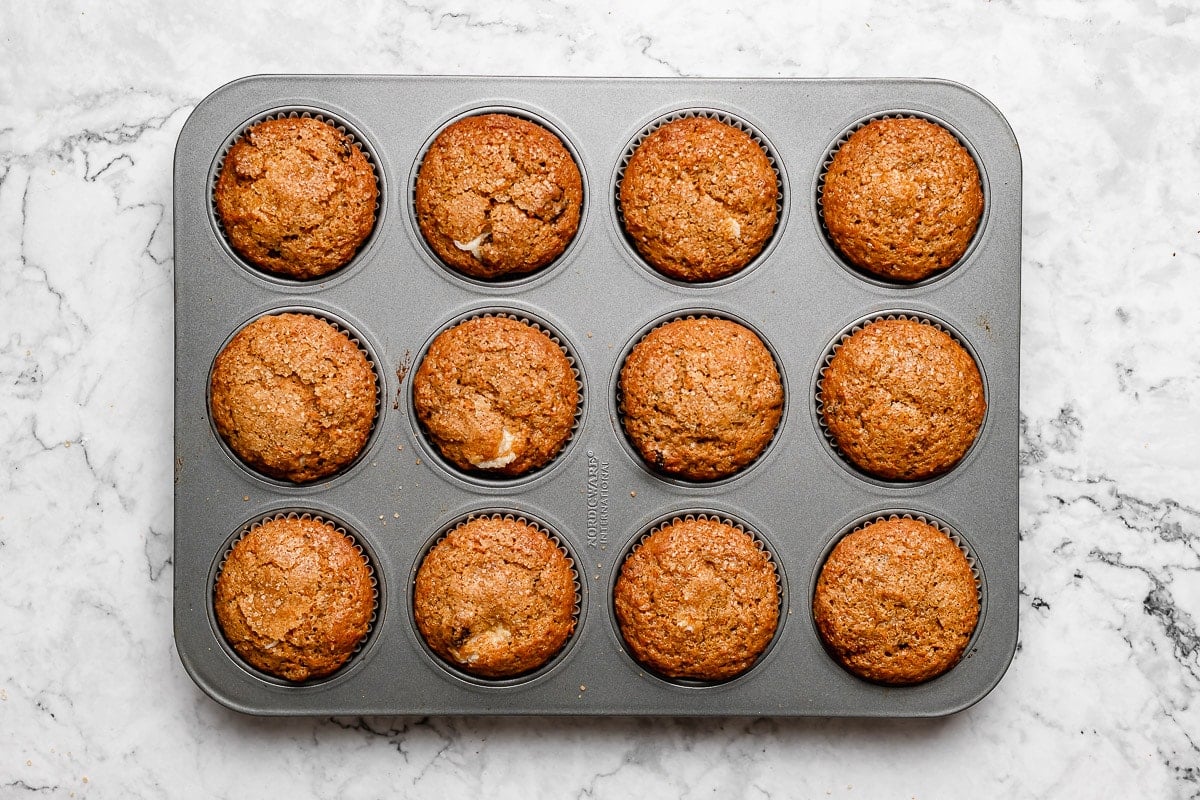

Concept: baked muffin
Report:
left=614, top=517, right=779, bottom=680
left=210, top=312, right=377, bottom=483
left=820, top=318, right=984, bottom=481
left=620, top=317, right=782, bottom=480
left=813, top=517, right=980, bottom=685
left=415, top=113, right=583, bottom=279
left=214, top=116, right=377, bottom=279
left=414, top=516, right=577, bottom=678
left=413, top=316, right=577, bottom=476
left=821, top=117, right=983, bottom=282
left=619, top=116, right=777, bottom=281
left=214, top=516, right=375, bottom=682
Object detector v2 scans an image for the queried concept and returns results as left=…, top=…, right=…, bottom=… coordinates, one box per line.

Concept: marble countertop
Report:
left=2, top=2, right=1198, bottom=797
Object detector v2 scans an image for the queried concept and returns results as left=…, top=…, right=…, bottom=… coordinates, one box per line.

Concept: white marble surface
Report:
left=2, top=1, right=1198, bottom=797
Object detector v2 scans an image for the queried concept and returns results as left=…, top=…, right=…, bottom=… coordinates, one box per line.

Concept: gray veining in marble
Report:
left=1, top=1, right=1198, bottom=797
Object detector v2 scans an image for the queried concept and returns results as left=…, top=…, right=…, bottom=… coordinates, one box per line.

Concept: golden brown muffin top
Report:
left=614, top=517, right=779, bottom=680
left=813, top=517, right=980, bottom=685
left=209, top=312, right=377, bottom=483
left=413, top=316, right=578, bottom=477
left=820, top=318, right=984, bottom=481
left=214, top=116, right=377, bottom=279
left=415, top=113, right=583, bottom=279
left=619, top=116, right=777, bottom=281
left=414, top=516, right=577, bottom=678
left=821, top=117, right=983, bottom=282
left=214, top=516, right=375, bottom=682
left=620, top=317, right=782, bottom=481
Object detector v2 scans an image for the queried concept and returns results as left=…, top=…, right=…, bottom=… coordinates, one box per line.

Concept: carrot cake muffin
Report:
left=619, top=116, right=777, bottom=281
left=821, top=117, right=983, bottom=282
left=813, top=516, right=980, bottom=685
left=412, top=316, right=577, bottom=476
left=414, top=113, right=583, bottom=279
left=214, top=515, right=375, bottom=682
left=214, top=116, right=378, bottom=279
left=414, top=516, right=577, bottom=678
left=620, top=317, right=782, bottom=480
left=209, top=312, right=377, bottom=483
left=820, top=318, right=984, bottom=481
left=614, top=517, right=779, bottom=680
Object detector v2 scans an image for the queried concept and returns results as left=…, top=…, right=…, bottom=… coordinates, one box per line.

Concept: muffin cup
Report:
left=813, top=310, right=988, bottom=487
left=407, top=105, right=588, bottom=288
left=810, top=510, right=985, bottom=685
left=209, top=509, right=381, bottom=686
left=612, top=511, right=786, bottom=687
left=408, top=307, right=585, bottom=488
left=409, top=510, right=585, bottom=687
left=614, top=309, right=787, bottom=485
left=613, top=107, right=787, bottom=286
left=816, top=110, right=989, bottom=287
left=209, top=106, right=384, bottom=287
left=206, top=306, right=384, bottom=489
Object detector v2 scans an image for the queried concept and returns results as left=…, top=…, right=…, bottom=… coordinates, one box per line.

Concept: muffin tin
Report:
left=174, top=75, right=1021, bottom=716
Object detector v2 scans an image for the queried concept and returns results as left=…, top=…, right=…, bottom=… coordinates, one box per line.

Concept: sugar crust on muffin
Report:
left=214, top=116, right=377, bottom=279
left=619, top=116, right=778, bottom=281
left=414, top=515, right=577, bottom=678
left=209, top=312, right=377, bottom=483
left=821, top=117, right=983, bottom=282
left=415, top=113, right=583, bottom=279
left=214, top=515, right=375, bottom=682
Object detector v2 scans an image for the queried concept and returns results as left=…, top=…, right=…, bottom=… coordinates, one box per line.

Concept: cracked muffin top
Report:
left=619, top=317, right=782, bottom=481
left=819, top=317, right=985, bottom=481
left=414, top=113, right=583, bottom=279
left=214, top=116, right=378, bottom=280
left=412, top=315, right=578, bottom=477
left=413, top=515, right=577, bottom=678
left=214, top=515, right=375, bottom=682
left=209, top=312, right=377, bottom=483
left=813, top=516, right=979, bottom=685
left=619, top=116, right=778, bottom=282
left=614, top=517, right=779, bottom=681
left=821, top=117, right=983, bottom=282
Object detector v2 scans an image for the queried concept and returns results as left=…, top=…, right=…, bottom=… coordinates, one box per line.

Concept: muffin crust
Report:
left=619, top=116, right=778, bottom=281
left=813, top=517, right=980, bottom=685
left=821, top=117, right=983, bottom=282
left=620, top=317, right=782, bottom=480
left=820, top=318, right=984, bottom=481
left=209, top=312, right=377, bottom=483
left=415, top=113, right=583, bottom=279
left=413, top=316, right=578, bottom=476
left=614, top=517, right=779, bottom=680
left=214, top=116, right=378, bottom=279
left=214, top=516, right=375, bottom=682
left=414, top=516, right=577, bottom=678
